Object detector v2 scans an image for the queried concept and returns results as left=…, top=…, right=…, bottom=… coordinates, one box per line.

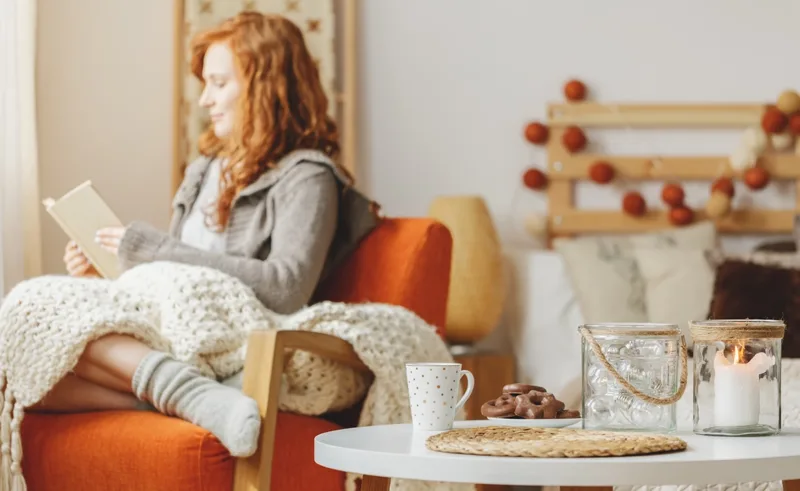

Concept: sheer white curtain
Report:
left=0, top=0, right=42, bottom=295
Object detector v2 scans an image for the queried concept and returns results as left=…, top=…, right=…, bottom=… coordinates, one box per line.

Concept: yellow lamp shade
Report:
left=428, top=195, right=506, bottom=345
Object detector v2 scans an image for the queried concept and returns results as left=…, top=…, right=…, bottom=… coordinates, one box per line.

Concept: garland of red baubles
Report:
left=522, top=80, right=800, bottom=226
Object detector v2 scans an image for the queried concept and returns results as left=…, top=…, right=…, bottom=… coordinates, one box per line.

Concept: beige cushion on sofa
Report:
left=632, top=248, right=716, bottom=348
left=553, top=221, right=718, bottom=324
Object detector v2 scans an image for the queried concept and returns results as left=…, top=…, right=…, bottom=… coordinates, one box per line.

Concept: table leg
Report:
left=361, top=475, right=391, bottom=491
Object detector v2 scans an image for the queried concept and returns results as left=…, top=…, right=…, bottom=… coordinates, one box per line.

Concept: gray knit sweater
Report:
left=117, top=149, right=380, bottom=314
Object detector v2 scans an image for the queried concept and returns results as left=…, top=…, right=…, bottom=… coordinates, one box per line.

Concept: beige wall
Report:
left=360, top=0, right=800, bottom=253
left=36, top=0, right=174, bottom=274
left=38, top=0, right=800, bottom=276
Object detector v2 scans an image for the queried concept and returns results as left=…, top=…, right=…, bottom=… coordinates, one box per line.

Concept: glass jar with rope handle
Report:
left=578, top=323, right=687, bottom=433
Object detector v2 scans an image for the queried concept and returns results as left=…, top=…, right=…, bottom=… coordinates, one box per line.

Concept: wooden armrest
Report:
left=233, top=330, right=371, bottom=491
left=276, top=330, right=370, bottom=372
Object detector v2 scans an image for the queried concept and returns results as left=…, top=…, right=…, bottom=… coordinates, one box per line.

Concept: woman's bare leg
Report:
left=27, top=334, right=152, bottom=413
left=37, top=333, right=262, bottom=457
left=71, top=360, right=132, bottom=393
left=30, top=374, right=139, bottom=413
left=73, top=333, right=153, bottom=392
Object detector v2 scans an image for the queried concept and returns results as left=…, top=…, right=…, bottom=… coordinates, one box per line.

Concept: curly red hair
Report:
left=190, top=12, right=348, bottom=229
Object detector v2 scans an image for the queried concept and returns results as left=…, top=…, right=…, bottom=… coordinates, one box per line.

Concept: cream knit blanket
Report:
left=0, top=261, right=474, bottom=491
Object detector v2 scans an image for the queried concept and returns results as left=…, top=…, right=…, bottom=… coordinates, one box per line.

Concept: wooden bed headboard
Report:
left=544, top=103, right=800, bottom=242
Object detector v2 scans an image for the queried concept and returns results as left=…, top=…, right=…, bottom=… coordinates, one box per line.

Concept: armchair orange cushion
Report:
left=21, top=218, right=453, bottom=491
left=314, top=217, right=452, bottom=332
left=23, top=411, right=342, bottom=491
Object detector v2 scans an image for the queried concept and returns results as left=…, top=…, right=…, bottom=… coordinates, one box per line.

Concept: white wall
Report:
left=36, top=0, right=174, bottom=274
left=359, top=0, right=800, bottom=251
left=34, top=0, right=800, bottom=272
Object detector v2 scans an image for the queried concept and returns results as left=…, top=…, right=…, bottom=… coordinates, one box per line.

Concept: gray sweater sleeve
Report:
left=117, top=170, right=339, bottom=314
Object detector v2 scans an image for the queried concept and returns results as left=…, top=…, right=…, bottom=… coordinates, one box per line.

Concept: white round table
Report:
left=314, top=421, right=800, bottom=489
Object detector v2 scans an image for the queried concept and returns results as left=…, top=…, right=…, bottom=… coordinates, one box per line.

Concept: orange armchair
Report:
left=21, top=217, right=453, bottom=491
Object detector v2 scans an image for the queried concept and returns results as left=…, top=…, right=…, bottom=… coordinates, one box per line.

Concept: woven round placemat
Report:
left=426, top=426, right=687, bottom=458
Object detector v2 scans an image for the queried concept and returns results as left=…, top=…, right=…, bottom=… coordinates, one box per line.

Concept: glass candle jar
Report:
left=579, top=323, right=687, bottom=433
left=689, top=320, right=783, bottom=436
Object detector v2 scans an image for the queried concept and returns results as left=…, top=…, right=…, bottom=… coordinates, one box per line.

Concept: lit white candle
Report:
left=713, top=346, right=774, bottom=427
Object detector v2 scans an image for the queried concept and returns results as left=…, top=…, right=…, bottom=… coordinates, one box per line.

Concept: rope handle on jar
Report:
left=578, top=326, right=688, bottom=406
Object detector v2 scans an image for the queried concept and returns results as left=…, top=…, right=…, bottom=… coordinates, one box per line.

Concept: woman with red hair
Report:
left=49, top=12, right=379, bottom=458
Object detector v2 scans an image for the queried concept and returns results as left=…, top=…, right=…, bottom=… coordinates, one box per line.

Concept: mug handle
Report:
left=454, top=369, right=475, bottom=411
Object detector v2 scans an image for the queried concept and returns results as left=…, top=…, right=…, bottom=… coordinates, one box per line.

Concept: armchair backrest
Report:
left=313, top=218, right=452, bottom=338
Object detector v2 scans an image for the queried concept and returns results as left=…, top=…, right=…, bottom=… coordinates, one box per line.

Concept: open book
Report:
left=43, top=180, right=124, bottom=279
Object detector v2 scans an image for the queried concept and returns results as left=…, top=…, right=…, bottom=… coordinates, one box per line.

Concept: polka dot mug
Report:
left=405, top=362, right=475, bottom=431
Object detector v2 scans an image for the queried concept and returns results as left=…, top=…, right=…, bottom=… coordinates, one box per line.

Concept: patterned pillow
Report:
left=553, top=221, right=718, bottom=324
left=632, top=248, right=717, bottom=349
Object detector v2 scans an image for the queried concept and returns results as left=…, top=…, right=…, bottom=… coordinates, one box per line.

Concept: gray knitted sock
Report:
left=131, top=351, right=261, bottom=457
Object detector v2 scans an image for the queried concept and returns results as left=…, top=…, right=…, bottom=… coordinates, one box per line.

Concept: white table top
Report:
left=314, top=421, right=800, bottom=486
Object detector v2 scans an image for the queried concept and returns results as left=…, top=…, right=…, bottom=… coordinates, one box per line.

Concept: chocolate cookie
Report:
left=502, top=383, right=547, bottom=395
left=480, top=393, right=517, bottom=418
left=557, top=409, right=581, bottom=419
left=514, top=391, right=566, bottom=419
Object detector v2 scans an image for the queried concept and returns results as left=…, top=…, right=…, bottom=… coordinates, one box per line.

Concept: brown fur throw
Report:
left=707, top=258, right=800, bottom=357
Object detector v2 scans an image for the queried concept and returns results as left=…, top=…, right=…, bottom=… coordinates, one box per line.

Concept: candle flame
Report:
left=734, top=345, right=742, bottom=364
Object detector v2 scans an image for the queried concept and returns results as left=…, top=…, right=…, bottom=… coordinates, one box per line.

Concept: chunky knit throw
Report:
left=0, top=261, right=473, bottom=491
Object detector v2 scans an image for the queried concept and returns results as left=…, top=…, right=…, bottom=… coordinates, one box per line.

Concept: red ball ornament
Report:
left=564, top=79, right=587, bottom=102
left=669, top=206, right=694, bottom=227
left=562, top=126, right=587, bottom=153
left=661, top=183, right=685, bottom=207
left=522, top=168, right=548, bottom=190
left=589, top=161, right=615, bottom=184
left=789, top=113, right=800, bottom=136
left=711, top=177, right=735, bottom=198
left=622, top=192, right=646, bottom=217
left=761, top=107, right=788, bottom=134
left=524, top=122, right=549, bottom=144
left=744, top=167, right=770, bottom=190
